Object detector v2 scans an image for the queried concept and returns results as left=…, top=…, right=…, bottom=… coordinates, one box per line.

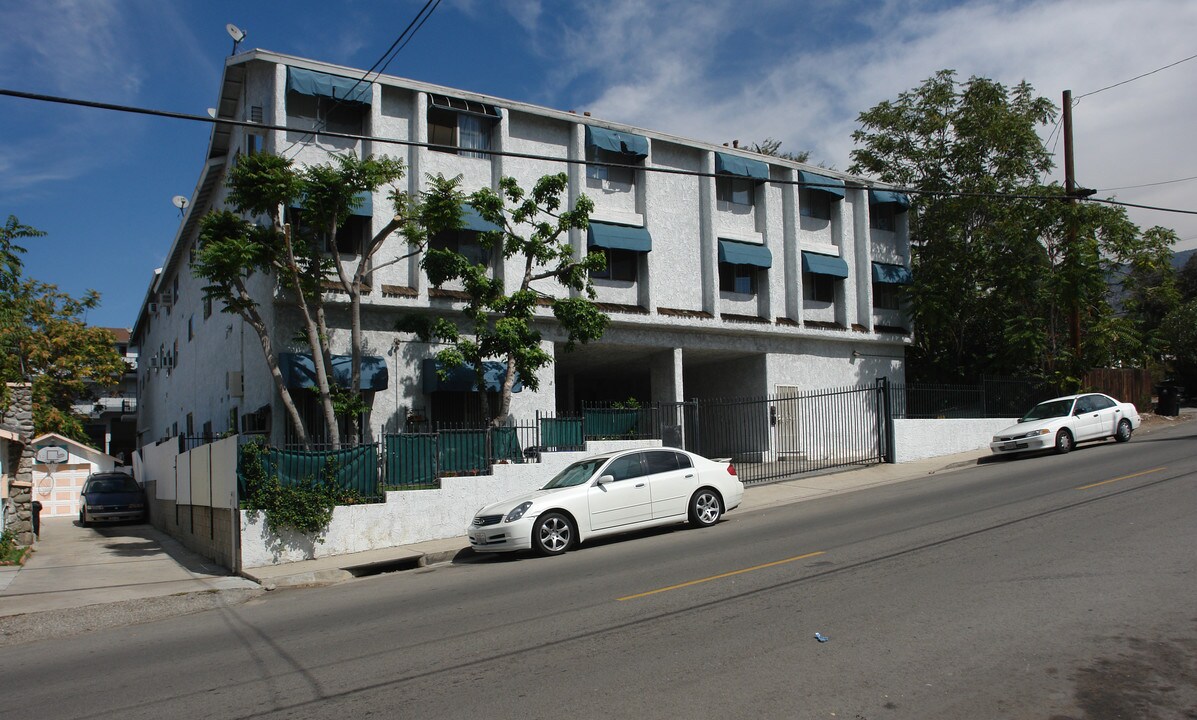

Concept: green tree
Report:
left=194, top=153, right=408, bottom=447
left=398, top=173, right=609, bottom=425
left=849, top=70, right=1158, bottom=386
left=1116, top=226, right=1181, bottom=368
left=0, top=217, right=125, bottom=442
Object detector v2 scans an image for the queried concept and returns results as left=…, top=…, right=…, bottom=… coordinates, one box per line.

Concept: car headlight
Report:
left=1023, top=429, right=1051, bottom=438
left=505, top=501, right=533, bottom=523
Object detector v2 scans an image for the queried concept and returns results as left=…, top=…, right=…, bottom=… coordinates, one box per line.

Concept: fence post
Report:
left=878, top=377, right=895, bottom=464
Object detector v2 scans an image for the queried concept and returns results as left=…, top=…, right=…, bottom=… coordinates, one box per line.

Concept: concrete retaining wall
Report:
left=893, top=418, right=1016, bottom=463
left=146, top=480, right=239, bottom=570
left=240, top=439, right=662, bottom=567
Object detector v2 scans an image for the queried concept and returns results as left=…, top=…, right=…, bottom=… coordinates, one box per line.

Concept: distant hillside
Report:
left=1173, top=248, right=1196, bottom=270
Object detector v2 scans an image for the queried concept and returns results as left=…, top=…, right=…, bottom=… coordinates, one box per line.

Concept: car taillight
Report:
left=726, top=463, right=737, bottom=476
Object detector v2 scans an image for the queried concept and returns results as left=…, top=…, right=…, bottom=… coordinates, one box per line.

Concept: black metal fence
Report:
left=230, top=375, right=1058, bottom=501
left=676, top=381, right=891, bottom=486
left=890, top=377, right=1051, bottom=419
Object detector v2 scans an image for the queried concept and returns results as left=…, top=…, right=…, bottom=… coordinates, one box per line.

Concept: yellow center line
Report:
left=617, top=551, right=825, bottom=601
left=1076, top=466, right=1167, bottom=490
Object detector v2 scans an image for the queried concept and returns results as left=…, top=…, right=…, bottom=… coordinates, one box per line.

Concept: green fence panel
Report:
left=540, top=417, right=583, bottom=449
left=439, top=431, right=488, bottom=474
left=582, top=409, right=640, bottom=438
left=239, top=444, right=379, bottom=499
left=384, top=434, right=437, bottom=487
left=493, top=426, right=523, bottom=462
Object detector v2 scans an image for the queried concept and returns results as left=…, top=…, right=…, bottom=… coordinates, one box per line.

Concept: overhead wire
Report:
left=280, top=0, right=442, bottom=158
left=1074, top=51, right=1197, bottom=101
left=3, top=85, right=1197, bottom=216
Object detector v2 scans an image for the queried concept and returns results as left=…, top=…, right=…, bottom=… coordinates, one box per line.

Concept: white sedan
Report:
left=467, top=448, right=745, bottom=556
left=990, top=392, right=1141, bottom=457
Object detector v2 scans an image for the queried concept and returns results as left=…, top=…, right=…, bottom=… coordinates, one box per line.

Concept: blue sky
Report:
left=2, top=0, right=1195, bottom=330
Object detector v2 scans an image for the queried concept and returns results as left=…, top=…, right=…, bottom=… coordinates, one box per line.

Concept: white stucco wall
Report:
left=893, top=418, right=1016, bottom=463
left=239, top=439, right=661, bottom=566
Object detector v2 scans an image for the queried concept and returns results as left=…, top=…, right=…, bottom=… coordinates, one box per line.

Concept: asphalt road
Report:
left=5, top=423, right=1196, bottom=720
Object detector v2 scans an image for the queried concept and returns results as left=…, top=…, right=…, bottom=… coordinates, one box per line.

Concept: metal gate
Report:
left=671, top=379, right=892, bottom=486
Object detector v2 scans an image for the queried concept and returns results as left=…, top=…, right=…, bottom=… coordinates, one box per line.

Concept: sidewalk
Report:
left=0, top=518, right=258, bottom=618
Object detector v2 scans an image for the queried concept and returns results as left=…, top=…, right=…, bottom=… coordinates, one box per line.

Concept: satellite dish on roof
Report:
left=226, top=23, right=246, bottom=54
left=172, top=196, right=189, bottom=217
left=206, top=108, right=217, bottom=118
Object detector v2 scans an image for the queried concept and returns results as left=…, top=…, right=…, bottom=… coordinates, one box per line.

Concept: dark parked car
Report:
left=79, top=473, right=147, bottom=526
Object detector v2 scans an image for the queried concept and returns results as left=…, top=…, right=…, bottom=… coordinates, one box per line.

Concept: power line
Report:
left=1075, top=51, right=1197, bottom=100
left=281, top=0, right=442, bottom=158
left=1097, top=174, right=1197, bottom=192
left=4, top=85, right=1197, bottom=216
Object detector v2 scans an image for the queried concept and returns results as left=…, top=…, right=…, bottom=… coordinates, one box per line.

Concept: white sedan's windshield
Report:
left=542, top=458, right=607, bottom=489
left=1021, top=398, right=1074, bottom=422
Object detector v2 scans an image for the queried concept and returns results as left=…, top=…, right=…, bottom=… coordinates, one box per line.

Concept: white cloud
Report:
left=0, top=0, right=141, bottom=98
left=527, top=0, right=1197, bottom=244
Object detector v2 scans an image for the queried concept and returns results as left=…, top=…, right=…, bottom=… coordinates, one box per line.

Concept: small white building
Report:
left=28, top=433, right=121, bottom=519
left=131, top=50, right=912, bottom=448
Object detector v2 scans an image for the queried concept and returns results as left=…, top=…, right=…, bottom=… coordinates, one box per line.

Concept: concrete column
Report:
left=650, top=348, right=684, bottom=404
left=699, top=152, right=717, bottom=315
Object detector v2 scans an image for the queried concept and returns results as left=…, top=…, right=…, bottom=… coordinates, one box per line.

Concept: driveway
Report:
left=0, top=517, right=257, bottom=618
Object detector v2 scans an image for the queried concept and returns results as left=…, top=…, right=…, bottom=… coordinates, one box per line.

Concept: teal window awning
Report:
left=798, top=170, right=846, bottom=199
left=718, top=239, right=773, bottom=268
left=872, top=262, right=912, bottom=284
left=422, top=359, right=523, bottom=393
left=585, top=126, right=649, bottom=158
left=460, top=204, right=502, bottom=233
left=279, top=353, right=388, bottom=391
left=715, top=152, right=769, bottom=181
left=802, top=251, right=849, bottom=278
left=290, top=190, right=373, bottom=217
left=286, top=67, right=373, bottom=106
left=869, top=189, right=911, bottom=212
left=588, top=222, right=652, bottom=252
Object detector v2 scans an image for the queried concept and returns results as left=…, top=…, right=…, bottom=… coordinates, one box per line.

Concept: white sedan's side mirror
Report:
left=595, top=474, right=615, bottom=485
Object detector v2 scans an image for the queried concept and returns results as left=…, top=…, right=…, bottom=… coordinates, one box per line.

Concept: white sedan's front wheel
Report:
left=532, top=512, right=574, bottom=556
left=1054, top=429, right=1074, bottom=454
left=1114, top=419, right=1132, bottom=443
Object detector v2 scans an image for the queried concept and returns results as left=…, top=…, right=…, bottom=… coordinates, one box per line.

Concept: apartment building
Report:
left=131, top=50, right=912, bottom=447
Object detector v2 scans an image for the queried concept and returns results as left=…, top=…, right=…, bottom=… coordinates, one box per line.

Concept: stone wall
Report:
left=3, top=383, right=35, bottom=544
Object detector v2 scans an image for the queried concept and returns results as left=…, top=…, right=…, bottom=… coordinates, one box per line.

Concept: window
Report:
left=643, top=450, right=682, bottom=475
left=589, top=248, right=639, bottom=282
left=806, top=273, right=836, bottom=303
left=716, top=176, right=756, bottom=211
left=872, top=281, right=901, bottom=310
left=430, top=230, right=491, bottom=267
left=719, top=263, right=757, bottom=294
left=605, top=453, right=647, bottom=481
left=800, top=189, right=833, bottom=221
left=185, top=413, right=194, bottom=436
left=229, top=407, right=239, bottom=434
left=245, top=133, right=264, bottom=155
left=287, top=91, right=366, bottom=136
left=285, top=207, right=369, bottom=257
left=203, top=295, right=212, bottom=320
left=586, top=146, right=636, bottom=188
left=870, top=203, right=896, bottom=231
left=427, top=94, right=500, bottom=160
left=1089, top=395, right=1115, bottom=411
left=333, top=215, right=369, bottom=256
left=187, top=316, right=194, bottom=341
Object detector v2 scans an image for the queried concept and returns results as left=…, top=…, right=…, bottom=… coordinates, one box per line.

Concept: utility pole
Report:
left=1063, top=89, right=1081, bottom=358
left=1061, top=90, right=1098, bottom=364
